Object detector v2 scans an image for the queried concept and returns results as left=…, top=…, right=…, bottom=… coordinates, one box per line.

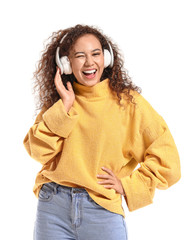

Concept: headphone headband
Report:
left=59, top=33, right=68, bottom=44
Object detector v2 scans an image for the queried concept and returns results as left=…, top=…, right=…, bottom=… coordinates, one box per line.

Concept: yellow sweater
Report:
left=23, top=78, right=181, bottom=218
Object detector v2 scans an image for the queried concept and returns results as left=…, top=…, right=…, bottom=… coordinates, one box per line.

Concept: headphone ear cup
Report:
left=55, top=47, right=64, bottom=74
left=60, top=56, right=72, bottom=75
left=103, top=49, right=112, bottom=68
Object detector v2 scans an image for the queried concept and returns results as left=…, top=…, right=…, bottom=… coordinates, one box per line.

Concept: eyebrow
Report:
left=74, top=48, right=102, bottom=56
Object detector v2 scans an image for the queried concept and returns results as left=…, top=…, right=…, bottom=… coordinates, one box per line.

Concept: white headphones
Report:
left=55, top=33, right=114, bottom=75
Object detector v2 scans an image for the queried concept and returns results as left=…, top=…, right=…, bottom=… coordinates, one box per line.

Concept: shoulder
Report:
left=34, top=105, right=48, bottom=124
left=124, top=90, right=165, bottom=131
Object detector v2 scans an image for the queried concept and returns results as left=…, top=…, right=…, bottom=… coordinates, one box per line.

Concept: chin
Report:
left=83, top=80, right=100, bottom=86
left=77, top=75, right=101, bottom=86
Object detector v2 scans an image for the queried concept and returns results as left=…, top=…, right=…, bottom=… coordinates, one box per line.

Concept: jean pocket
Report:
left=38, top=183, right=54, bottom=202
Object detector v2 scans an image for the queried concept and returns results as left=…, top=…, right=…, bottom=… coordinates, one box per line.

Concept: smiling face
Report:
left=69, top=34, right=105, bottom=86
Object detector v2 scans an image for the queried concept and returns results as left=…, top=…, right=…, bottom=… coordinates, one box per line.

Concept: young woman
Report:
left=23, top=24, right=181, bottom=240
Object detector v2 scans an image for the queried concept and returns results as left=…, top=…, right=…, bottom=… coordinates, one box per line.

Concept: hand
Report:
left=97, top=167, right=126, bottom=196
left=54, top=67, right=75, bottom=112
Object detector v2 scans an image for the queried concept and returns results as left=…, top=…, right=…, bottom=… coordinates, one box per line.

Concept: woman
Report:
left=23, top=24, right=181, bottom=240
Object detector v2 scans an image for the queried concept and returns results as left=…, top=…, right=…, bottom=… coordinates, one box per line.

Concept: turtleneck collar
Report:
left=72, top=78, right=112, bottom=100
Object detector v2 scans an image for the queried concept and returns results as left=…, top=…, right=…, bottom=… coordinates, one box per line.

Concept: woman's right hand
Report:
left=54, top=67, right=75, bottom=113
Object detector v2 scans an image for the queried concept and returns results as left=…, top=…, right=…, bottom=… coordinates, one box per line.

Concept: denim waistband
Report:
left=43, top=182, right=88, bottom=195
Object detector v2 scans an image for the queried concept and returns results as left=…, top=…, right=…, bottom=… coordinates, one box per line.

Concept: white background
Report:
left=0, top=0, right=192, bottom=239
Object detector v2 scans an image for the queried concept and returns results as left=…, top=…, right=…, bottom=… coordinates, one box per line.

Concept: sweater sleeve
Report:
left=23, top=99, right=79, bottom=165
left=120, top=97, right=181, bottom=211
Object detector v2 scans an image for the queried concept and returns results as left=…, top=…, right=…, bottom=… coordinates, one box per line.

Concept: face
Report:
left=69, top=34, right=105, bottom=86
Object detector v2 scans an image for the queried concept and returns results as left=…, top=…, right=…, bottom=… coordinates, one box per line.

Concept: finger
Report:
left=66, top=81, right=73, bottom=91
left=97, top=174, right=112, bottom=179
left=55, top=69, right=62, bottom=84
left=56, top=66, right=61, bottom=75
left=101, top=167, right=115, bottom=177
left=54, top=71, right=61, bottom=83
left=103, top=185, right=114, bottom=189
left=98, top=179, right=114, bottom=185
left=54, top=73, right=66, bottom=90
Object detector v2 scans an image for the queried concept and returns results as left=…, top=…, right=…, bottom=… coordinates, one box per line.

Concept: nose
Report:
left=84, top=55, right=94, bottom=67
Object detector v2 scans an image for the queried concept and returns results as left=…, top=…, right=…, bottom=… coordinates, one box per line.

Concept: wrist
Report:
left=62, top=102, right=71, bottom=113
left=121, top=192, right=126, bottom=196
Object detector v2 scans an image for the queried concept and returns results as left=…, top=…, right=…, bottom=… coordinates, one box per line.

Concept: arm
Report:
left=120, top=116, right=181, bottom=211
left=23, top=99, right=79, bottom=165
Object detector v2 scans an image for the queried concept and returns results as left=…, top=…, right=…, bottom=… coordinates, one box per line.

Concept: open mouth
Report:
left=82, top=69, right=97, bottom=79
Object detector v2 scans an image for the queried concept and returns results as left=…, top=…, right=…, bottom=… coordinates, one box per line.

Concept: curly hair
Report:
left=32, top=24, right=141, bottom=116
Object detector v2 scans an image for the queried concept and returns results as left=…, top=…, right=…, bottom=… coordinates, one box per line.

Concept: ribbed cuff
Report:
left=43, top=99, right=79, bottom=138
left=120, top=171, right=153, bottom=211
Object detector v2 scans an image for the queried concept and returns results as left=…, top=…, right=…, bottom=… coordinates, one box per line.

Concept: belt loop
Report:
left=53, top=183, right=59, bottom=195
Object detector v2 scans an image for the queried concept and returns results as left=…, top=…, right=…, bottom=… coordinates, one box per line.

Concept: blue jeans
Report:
left=34, top=182, right=128, bottom=240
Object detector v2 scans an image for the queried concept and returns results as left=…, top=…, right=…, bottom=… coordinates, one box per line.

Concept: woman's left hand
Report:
left=97, top=167, right=126, bottom=196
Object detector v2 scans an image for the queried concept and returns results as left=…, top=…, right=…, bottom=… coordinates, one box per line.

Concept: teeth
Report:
left=83, top=70, right=96, bottom=74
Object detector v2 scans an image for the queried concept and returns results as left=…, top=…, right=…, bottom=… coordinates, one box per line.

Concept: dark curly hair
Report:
left=32, top=24, right=141, bottom=116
